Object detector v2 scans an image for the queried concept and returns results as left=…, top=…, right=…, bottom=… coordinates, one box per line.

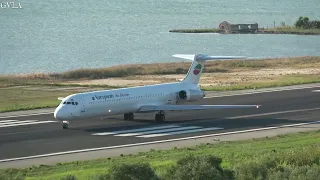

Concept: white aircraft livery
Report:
left=54, top=54, right=261, bottom=129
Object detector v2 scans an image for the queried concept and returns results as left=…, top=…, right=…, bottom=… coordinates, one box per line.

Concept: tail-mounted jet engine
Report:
left=177, top=89, right=205, bottom=102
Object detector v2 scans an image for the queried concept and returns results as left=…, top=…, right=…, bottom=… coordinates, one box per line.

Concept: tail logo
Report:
left=193, top=64, right=202, bottom=75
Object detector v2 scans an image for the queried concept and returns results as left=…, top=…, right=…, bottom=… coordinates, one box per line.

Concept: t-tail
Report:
left=173, top=54, right=247, bottom=84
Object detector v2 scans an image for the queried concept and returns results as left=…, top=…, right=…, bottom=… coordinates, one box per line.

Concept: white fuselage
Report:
left=54, top=81, right=199, bottom=121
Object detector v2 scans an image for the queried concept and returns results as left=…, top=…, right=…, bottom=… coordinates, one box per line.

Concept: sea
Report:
left=1, top=0, right=320, bottom=75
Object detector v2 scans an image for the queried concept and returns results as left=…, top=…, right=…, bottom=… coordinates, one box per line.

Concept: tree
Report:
left=164, top=154, right=235, bottom=180
left=295, top=16, right=304, bottom=28
left=107, top=162, right=160, bottom=180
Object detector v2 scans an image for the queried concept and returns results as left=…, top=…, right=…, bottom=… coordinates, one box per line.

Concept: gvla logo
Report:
left=1, top=2, right=22, bottom=9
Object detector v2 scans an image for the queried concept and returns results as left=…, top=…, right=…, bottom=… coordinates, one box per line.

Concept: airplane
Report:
left=54, top=54, right=261, bottom=129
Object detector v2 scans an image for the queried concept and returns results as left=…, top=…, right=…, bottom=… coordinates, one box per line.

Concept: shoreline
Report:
left=169, top=27, right=320, bottom=35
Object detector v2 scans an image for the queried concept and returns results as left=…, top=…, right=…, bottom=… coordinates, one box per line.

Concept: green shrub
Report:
left=234, top=161, right=269, bottom=180
left=269, top=165, right=320, bottom=180
left=280, top=147, right=320, bottom=166
left=268, top=167, right=292, bottom=180
left=164, top=154, right=234, bottom=180
left=305, top=165, right=320, bottom=180
left=289, top=165, right=320, bottom=180
left=107, top=162, right=160, bottom=180
left=0, top=169, right=25, bottom=180
left=60, top=174, right=77, bottom=180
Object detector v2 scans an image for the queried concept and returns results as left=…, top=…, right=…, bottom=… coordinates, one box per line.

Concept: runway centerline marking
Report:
left=0, top=112, right=54, bottom=119
left=0, top=120, right=38, bottom=126
left=115, top=126, right=202, bottom=137
left=174, top=107, right=320, bottom=127
left=204, top=85, right=320, bottom=98
left=92, top=125, right=180, bottom=136
left=137, top=127, right=224, bottom=138
left=93, top=125, right=223, bottom=138
left=225, top=107, right=320, bottom=120
left=0, top=120, right=56, bottom=128
left=0, top=120, right=17, bottom=123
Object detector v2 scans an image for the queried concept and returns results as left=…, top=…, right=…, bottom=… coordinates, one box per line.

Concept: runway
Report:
left=0, top=85, right=319, bottom=168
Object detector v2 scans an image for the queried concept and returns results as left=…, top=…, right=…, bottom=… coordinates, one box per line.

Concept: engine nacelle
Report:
left=177, top=89, right=205, bottom=102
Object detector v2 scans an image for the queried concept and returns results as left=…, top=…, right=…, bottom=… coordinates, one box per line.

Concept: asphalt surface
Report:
left=0, top=85, right=319, bottom=162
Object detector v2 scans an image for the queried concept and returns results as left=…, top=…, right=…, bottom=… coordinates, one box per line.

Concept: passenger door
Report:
left=80, top=97, right=86, bottom=115
left=167, top=92, right=176, bottom=104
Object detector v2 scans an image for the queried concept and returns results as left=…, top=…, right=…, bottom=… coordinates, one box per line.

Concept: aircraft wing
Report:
left=312, top=90, right=320, bottom=92
left=138, top=104, right=260, bottom=112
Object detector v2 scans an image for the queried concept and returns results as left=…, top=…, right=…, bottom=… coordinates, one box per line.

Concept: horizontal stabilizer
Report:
left=139, top=104, right=260, bottom=112
left=173, top=54, right=247, bottom=61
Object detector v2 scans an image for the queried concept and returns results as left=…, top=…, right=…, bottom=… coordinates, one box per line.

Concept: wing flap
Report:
left=139, top=104, right=260, bottom=112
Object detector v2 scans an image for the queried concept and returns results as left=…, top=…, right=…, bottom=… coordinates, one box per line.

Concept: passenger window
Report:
left=67, top=102, right=71, bottom=104
left=63, top=102, right=66, bottom=104
left=75, top=102, right=78, bottom=105
left=72, top=102, right=75, bottom=105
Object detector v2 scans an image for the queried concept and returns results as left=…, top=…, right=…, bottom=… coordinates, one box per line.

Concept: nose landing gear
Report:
left=62, top=120, right=69, bottom=129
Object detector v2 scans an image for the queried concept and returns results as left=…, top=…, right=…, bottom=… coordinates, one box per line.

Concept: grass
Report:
left=0, top=88, right=77, bottom=112
left=259, top=26, right=320, bottom=35
left=0, top=86, right=120, bottom=113
left=0, top=56, right=319, bottom=113
left=1, top=56, right=319, bottom=82
left=1, top=130, right=319, bottom=180
left=201, top=74, right=320, bottom=91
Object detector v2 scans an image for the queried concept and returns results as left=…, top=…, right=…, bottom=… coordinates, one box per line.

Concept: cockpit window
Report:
left=63, top=101, right=79, bottom=105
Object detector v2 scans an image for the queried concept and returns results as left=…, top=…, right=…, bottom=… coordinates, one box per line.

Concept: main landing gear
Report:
left=155, top=111, right=165, bottom=122
left=124, top=113, right=134, bottom=120
left=123, top=111, right=166, bottom=122
left=62, top=120, right=69, bottom=129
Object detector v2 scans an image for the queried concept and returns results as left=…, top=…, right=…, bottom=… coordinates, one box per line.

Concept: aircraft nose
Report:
left=54, top=107, right=68, bottom=120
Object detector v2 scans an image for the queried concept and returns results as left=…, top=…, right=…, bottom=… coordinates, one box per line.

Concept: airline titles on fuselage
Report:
left=93, top=93, right=129, bottom=100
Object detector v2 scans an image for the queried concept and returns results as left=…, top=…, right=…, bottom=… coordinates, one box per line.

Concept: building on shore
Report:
left=218, top=21, right=259, bottom=33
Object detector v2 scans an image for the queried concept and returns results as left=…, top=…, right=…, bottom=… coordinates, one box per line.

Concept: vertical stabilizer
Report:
left=181, top=54, right=206, bottom=84
left=173, top=54, right=246, bottom=84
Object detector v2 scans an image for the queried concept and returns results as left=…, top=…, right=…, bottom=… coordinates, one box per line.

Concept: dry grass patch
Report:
left=0, top=56, right=319, bottom=85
